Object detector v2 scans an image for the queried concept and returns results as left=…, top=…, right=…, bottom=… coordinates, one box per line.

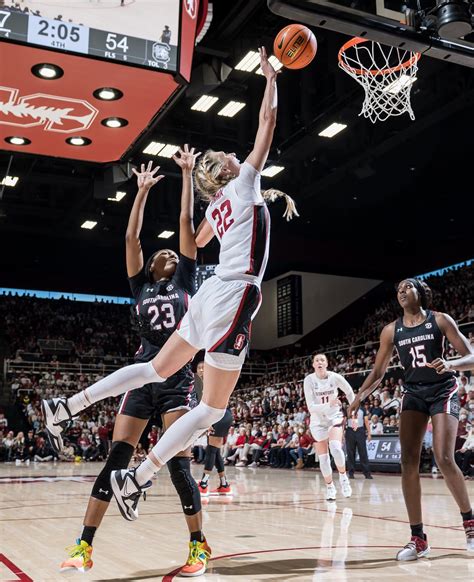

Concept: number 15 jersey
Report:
left=393, top=310, right=454, bottom=384
left=206, top=162, right=271, bottom=288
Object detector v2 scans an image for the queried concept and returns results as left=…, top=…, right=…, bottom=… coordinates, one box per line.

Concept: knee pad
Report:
left=329, top=440, right=346, bottom=468
left=205, top=350, right=246, bottom=371
left=91, top=441, right=134, bottom=502
left=167, top=456, right=201, bottom=516
left=318, top=453, right=333, bottom=479
left=204, top=445, right=219, bottom=472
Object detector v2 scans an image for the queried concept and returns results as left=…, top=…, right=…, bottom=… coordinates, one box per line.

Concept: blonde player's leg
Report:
left=313, top=431, right=337, bottom=501
left=328, top=424, right=352, bottom=498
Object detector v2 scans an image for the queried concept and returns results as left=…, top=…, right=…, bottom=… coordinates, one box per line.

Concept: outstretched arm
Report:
left=125, top=162, right=164, bottom=277
left=427, top=313, right=474, bottom=373
left=336, top=374, right=355, bottom=405
left=172, top=144, right=201, bottom=260
left=347, top=323, right=396, bottom=417
left=245, top=46, right=278, bottom=173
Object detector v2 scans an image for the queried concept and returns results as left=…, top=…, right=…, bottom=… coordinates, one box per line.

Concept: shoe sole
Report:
left=41, top=400, right=64, bottom=455
left=179, top=565, right=207, bottom=577
left=210, top=491, right=233, bottom=496
left=396, top=546, right=430, bottom=561
left=110, top=472, right=136, bottom=522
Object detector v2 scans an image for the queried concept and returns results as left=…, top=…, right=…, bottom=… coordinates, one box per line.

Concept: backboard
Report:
left=268, top=0, right=474, bottom=67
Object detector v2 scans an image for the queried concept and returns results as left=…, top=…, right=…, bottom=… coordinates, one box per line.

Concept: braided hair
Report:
left=194, top=150, right=299, bottom=221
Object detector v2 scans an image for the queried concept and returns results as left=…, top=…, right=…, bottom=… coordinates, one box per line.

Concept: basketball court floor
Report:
left=1, top=463, right=472, bottom=580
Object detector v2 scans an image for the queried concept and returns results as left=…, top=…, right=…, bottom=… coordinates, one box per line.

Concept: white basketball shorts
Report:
left=310, top=406, right=344, bottom=442
left=177, top=276, right=262, bottom=369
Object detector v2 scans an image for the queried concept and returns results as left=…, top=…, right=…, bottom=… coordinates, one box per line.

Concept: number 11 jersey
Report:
left=206, top=162, right=271, bottom=288
left=393, top=310, right=454, bottom=385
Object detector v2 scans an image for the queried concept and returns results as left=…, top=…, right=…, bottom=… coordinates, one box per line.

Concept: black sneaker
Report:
left=365, top=474, right=373, bottom=480
left=348, top=472, right=355, bottom=479
left=110, top=468, right=152, bottom=521
left=41, top=397, right=74, bottom=454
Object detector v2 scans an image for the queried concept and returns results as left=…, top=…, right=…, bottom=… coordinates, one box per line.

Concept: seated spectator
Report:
left=369, top=415, right=384, bottom=435
left=192, top=433, right=207, bottom=464
left=34, top=438, right=54, bottom=462
left=222, top=426, right=237, bottom=459
left=290, top=426, right=314, bottom=469
left=249, top=429, right=274, bottom=467
left=226, top=427, right=249, bottom=465
left=370, top=398, right=384, bottom=418
left=59, top=440, right=76, bottom=462
left=455, top=428, right=474, bottom=478
left=132, top=443, right=147, bottom=464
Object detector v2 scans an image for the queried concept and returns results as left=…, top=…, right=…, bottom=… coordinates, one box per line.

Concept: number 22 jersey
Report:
left=393, top=310, right=454, bottom=385
left=205, top=162, right=271, bottom=287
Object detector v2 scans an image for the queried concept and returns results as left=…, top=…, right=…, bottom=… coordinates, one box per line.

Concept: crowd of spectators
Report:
left=1, top=262, right=473, bottom=476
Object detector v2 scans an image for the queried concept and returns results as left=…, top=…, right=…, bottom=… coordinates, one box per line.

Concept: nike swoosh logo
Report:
left=277, top=33, right=286, bottom=50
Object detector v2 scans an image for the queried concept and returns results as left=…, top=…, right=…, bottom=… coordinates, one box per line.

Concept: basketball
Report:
left=273, top=24, right=317, bottom=69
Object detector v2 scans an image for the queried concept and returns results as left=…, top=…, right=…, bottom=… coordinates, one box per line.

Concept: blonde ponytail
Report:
left=262, top=189, right=299, bottom=221
left=194, top=151, right=299, bottom=220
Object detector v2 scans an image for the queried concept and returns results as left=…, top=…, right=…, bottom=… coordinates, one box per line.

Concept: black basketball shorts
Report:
left=401, top=377, right=460, bottom=420
left=211, top=408, right=234, bottom=438
left=118, top=372, right=197, bottom=420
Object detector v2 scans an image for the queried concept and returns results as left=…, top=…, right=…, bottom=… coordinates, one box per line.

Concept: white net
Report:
left=338, top=38, right=420, bottom=123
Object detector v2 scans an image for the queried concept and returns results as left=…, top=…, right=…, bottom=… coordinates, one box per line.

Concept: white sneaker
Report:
left=248, top=462, right=258, bottom=468
left=339, top=474, right=352, bottom=498
left=235, top=461, right=246, bottom=467
left=326, top=482, right=337, bottom=501
left=464, top=519, right=474, bottom=552
left=396, top=535, right=430, bottom=561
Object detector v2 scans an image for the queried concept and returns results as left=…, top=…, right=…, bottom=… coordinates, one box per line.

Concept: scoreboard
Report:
left=0, top=1, right=189, bottom=72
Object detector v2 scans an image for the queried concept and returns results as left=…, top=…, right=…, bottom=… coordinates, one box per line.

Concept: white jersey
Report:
left=303, top=371, right=355, bottom=413
left=205, top=162, right=271, bottom=287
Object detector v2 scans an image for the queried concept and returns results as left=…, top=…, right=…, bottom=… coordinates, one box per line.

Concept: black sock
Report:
left=81, top=525, right=97, bottom=546
left=190, top=530, right=204, bottom=543
left=410, top=523, right=424, bottom=539
left=461, top=509, right=473, bottom=522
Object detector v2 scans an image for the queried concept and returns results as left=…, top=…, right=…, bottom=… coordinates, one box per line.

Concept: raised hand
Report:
left=258, top=45, right=277, bottom=79
left=172, top=144, right=201, bottom=173
left=132, top=161, right=164, bottom=190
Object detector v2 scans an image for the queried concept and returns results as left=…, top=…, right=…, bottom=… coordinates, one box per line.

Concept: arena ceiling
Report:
left=0, top=0, right=473, bottom=297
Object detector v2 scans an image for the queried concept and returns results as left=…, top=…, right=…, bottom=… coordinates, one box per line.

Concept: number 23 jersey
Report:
left=129, top=255, right=196, bottom=364
left=393, top=310, right=454, bottom=385
left=205, top=162, right=271, bottom=287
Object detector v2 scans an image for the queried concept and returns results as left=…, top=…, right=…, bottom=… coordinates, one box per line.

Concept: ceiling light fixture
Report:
left=5, top=136, right=31, bottom=146
left=107, top=191, right=127, bottom=202
left=66, top=137, right=92, bottom=146
left=261, top=165, right=285, bottom=177
left=81, top=220, right=97, bottom=230
left=235, top=50, right=260, bottom=72
left=318, top=122, right=347, bottom=138
left=143, top=142, right=179, bottom=157
left=93, top=87, right=123, bottom=101
left=0, top=176, right=19, bottom=187
left=158, top=230, right=174, bottom=239
left=102, top=117, right=128, bottom=128
left=191, top=95, right=219, bottom=112
left=31, top=63, right=64, bottom=79
left=256, top=56, right=284, bottom=75
left=218, top=101, right=246, bottom=118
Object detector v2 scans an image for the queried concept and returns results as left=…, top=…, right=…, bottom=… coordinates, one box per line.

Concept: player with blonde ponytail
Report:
left=43, top=48, right=299, bottom=553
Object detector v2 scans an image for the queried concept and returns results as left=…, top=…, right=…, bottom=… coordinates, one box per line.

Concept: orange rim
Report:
left=338, top=37, right=421, bottom=77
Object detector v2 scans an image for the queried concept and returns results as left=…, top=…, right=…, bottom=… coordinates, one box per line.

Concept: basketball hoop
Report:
left=338, top=38, right=421, bottom=123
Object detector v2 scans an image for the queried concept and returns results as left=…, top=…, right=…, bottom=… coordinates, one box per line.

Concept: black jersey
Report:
left=393, top=310, right=454, bottom=385
left=129, top=254, right=196, bottom=364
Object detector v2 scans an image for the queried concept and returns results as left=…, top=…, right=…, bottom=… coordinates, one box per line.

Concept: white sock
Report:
left=135, top=457, right=158, bottom=484
left=67, top=362, right=164, bottom=416
left=201, top=473, right=209, bottom=484
left=339, top=472, right=348, bottom=481
left=135, top=402, right=225, bottom=486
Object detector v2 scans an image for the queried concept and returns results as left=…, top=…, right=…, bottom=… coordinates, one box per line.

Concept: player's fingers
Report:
left=150, top=166, right=160, bottom=176
left=141, top=163, right=145, bottom=173
left=147, top=160, right=153, bottom=172
left=184, top=143, right=189, bottom=152
left=132, top=168, right=139, bottom=176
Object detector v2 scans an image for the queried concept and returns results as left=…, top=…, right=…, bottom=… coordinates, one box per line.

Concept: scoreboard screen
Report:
left=0, top=0, right=185, bottom=71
